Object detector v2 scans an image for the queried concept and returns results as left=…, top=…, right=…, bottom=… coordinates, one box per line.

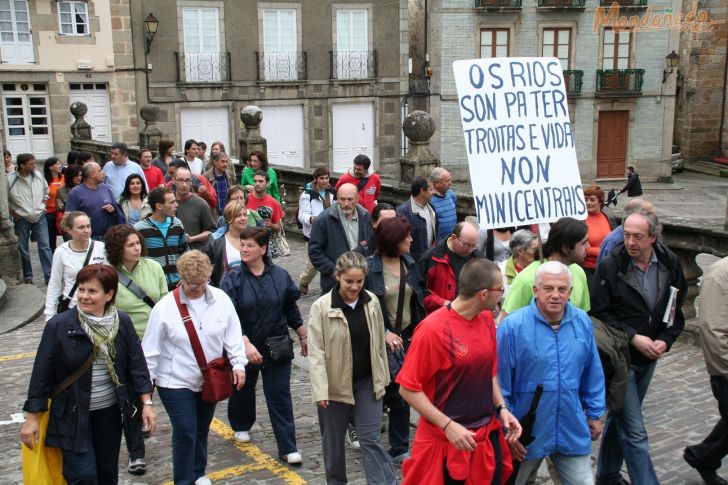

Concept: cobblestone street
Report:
left=2, top=190, right=728, bottom=483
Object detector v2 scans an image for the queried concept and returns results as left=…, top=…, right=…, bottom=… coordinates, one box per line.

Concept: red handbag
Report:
left=173, top=288, right=233, bottom=403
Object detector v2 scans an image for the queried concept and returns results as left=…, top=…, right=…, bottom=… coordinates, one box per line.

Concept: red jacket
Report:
left=335, top=170, right=381, bottom=214
left=417, top=239, right=477, bottom=314
left=402, top=417, right=512, bottom=485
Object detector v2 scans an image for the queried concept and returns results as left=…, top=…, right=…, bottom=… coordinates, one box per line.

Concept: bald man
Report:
left=308, top=183, right=374, bottom=293
left=597, top=198, right=655, bottom=265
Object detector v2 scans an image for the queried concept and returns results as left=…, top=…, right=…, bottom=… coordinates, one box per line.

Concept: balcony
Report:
left=596, top=69, right=645, bottom=96
left=175, top=52, right=231, bottom=83
left=538, top=0, right=586, bottom=8
left=475, top=0, right=522, bottom=11
left=256, top=52, right=308, bottom=82
left=599, top=0, right=648, bottom=9
left=563, top=70, right=583, bottom=95
left=330, top=51, right=378, bottom=80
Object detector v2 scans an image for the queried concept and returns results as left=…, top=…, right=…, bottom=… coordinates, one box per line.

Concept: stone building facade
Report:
left=674, top=0, right=728, bottom=162
left=131, top=0, right=409, bottom=180
left=427, top=0, right=681, bottom=182
left=0, top=0, right=137, bottom=159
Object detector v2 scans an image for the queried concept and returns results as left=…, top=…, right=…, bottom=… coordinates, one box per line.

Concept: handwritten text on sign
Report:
left=453, top=58, right=586, bottom=229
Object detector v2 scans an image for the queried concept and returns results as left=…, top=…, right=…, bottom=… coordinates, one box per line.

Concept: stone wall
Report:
left=109, top=0, right=138, bottom=145
left=674, top=0, right=728, bottom=161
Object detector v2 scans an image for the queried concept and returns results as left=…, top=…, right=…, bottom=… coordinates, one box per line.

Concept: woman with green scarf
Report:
left=21, top=264, right=156, bottom=484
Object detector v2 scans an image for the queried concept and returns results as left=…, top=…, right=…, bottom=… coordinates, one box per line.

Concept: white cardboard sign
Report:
left=453, top=57, right=586, bottom=229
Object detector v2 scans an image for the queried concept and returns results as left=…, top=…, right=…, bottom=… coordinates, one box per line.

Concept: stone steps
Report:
left=685, top=160, right=728, bottom=177
left=0, top=282, right=45, bottom=334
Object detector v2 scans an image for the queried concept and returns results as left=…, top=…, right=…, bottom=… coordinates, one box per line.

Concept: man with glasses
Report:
left=590, top=211, right=686, bottom=485
left=501, top=217, right=591, bottom=320
left=399, top=258, right=522, bottom=483
left=172, top=168, right=216, bottom=250
left=417, top=221, right=481, bottom=314
left=498, top=261, right=605, bottom=485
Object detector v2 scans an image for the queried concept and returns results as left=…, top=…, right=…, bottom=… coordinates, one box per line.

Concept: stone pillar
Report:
left=239, top=106, right=267, bottom=163
left=70, top=102, right=92, bottom=140
left=399, top=110, right=439, bottom=186
left=139, top=105, right=162, bottom=150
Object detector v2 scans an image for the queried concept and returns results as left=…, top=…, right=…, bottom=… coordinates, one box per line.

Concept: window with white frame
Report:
left=335, top=9, right=369, bottom=79
left=58, top=1, right=89, bottom=36
left=262, top=9, right=297, bottom=81
left=542, top=28, right=571, bottom=70
left=480, top=29, right=509, bottom=58
left=182, top=7, right=222, bottom=82
left=602, top=28, right=631, bottom=70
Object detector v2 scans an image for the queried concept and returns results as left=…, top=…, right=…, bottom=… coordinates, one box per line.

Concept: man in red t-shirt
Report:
left=139, top=148, right=165, bottom=189
left=246, top=170, right=283, bottom=233
left=398, top=258, right=521, bottom=485
left=335, top=154, right=380, bottom=214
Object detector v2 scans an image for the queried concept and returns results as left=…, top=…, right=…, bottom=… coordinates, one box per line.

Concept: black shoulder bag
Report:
left=117, top=270, right=156, bottom=308
left=386, top=259, right=407, bottom=380
left=57, top=241, right=95, bottom=313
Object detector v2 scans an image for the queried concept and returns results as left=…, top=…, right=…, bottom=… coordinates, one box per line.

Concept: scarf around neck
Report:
left=77, top=304, right=121, bottom=386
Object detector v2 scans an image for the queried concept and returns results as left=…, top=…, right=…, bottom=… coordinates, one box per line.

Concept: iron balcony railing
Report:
left=596, top=69, right=645, bottom=95
left=475, top=0, right=523, bottom=8
left=599, top=0, right=648, bottom=6
left=255, top=51, right=308, bottom=82
left=329, top=50, right=378, bottom=80
left=563, top=70, right=583, bottom=94
left=175, top=52, right=231, bottom=83
left=538, top=0, right=586, bottom=7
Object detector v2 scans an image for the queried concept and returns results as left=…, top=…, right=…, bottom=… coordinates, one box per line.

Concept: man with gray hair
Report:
left=590, top=210, right=686, bottom=485
left=498, top=261, right=605, bottom=485
left=429, top=167, right=457, bottom=240
left=596, top=197, right=654, bottom=266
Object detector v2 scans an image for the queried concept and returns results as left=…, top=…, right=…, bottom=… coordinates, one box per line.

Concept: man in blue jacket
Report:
left=498, top=261, right=605, bottom=485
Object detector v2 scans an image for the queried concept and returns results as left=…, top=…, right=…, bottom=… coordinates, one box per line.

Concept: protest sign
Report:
left=453, top=57, right=586, bottom=229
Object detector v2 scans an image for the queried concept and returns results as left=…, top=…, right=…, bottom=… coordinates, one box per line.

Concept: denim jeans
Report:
left=45, top=212, right=59, bottom=253
left=597, top=361, right=658, bottom=484
left=516, top=454, right=593, bottom=485
left=157, top=387, right=217, bottom=485
left=684, top=375, right=728, bottom=471
left=228, top=361, right=297, bottom=456
left=14, top=215, right=52, bottom=282
left=62, top=403, right=122, bottom=485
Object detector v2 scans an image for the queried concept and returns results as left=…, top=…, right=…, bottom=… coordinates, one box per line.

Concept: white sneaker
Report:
left=195, top=477, right=212, bottom=485
left=282, top=452, right=302, bottom=465
left=233, top=431, right=251, bottom=443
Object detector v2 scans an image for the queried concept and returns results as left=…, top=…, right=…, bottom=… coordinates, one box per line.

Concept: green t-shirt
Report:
left=240, top=166, right=280, bottom=202
left=502, top=260, right=590, bottom=314
left=115, top=258, right=169, bottom=337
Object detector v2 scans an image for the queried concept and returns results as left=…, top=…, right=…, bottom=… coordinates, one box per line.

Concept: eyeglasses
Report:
left=484, top=287, right=505, bottom=294
left=457, top=237, right=478, bottom=250
left=183, top=278, right=209, bottom=290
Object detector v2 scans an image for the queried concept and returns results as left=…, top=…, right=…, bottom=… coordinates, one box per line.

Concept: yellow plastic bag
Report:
left=21, top=402, right=66, bottom=485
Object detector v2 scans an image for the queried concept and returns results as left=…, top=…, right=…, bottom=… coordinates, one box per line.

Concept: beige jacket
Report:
left=308, top=290, right=390, bottom=405
left=698, top=256, right=728, bottom=378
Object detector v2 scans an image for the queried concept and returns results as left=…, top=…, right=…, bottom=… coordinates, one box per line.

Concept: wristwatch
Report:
left=142, top=400, right=154, bottom=407
left=495, top=404, right=508, bottom=416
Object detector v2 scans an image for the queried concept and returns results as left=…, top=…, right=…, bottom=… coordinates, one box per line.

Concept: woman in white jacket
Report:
left=44, top=211, right=107, bottom=321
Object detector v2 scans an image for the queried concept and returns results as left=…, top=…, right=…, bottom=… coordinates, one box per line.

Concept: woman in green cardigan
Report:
left=104, top=224, right=168, bottom=475
left=241, top=150, right=280, bottom=202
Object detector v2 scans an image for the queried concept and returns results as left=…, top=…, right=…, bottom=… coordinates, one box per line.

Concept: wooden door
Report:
left=597, top=110, right=628, bottom=178
left=332, top=102, right=374, bottom=174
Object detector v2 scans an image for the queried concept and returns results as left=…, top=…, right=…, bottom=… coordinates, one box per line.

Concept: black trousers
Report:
left=685, top=375, right=728, bottom=471
left=123, top=396, right=145, bottom=460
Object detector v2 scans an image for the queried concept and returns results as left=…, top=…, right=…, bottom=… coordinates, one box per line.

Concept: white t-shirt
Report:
left=187, top=157, right=204, bottom=175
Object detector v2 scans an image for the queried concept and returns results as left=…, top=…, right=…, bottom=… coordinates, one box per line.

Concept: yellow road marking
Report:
left=161, top=417, right=306, bottom=484
left=0, top=352, right=35, bottom=362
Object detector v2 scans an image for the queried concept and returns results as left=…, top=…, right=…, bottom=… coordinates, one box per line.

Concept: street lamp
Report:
left=144, top=13, right=159, bottom=54
left=662, top=50, right=680, bottom=84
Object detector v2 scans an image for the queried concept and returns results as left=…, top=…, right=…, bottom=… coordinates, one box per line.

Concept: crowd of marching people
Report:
left=8, top=142, right=728, bottom=485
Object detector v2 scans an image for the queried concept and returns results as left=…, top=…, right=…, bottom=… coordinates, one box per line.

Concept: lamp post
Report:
left=144, top=13, right=159, bottom=54
left=662, top=50, right=680, bottom=84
